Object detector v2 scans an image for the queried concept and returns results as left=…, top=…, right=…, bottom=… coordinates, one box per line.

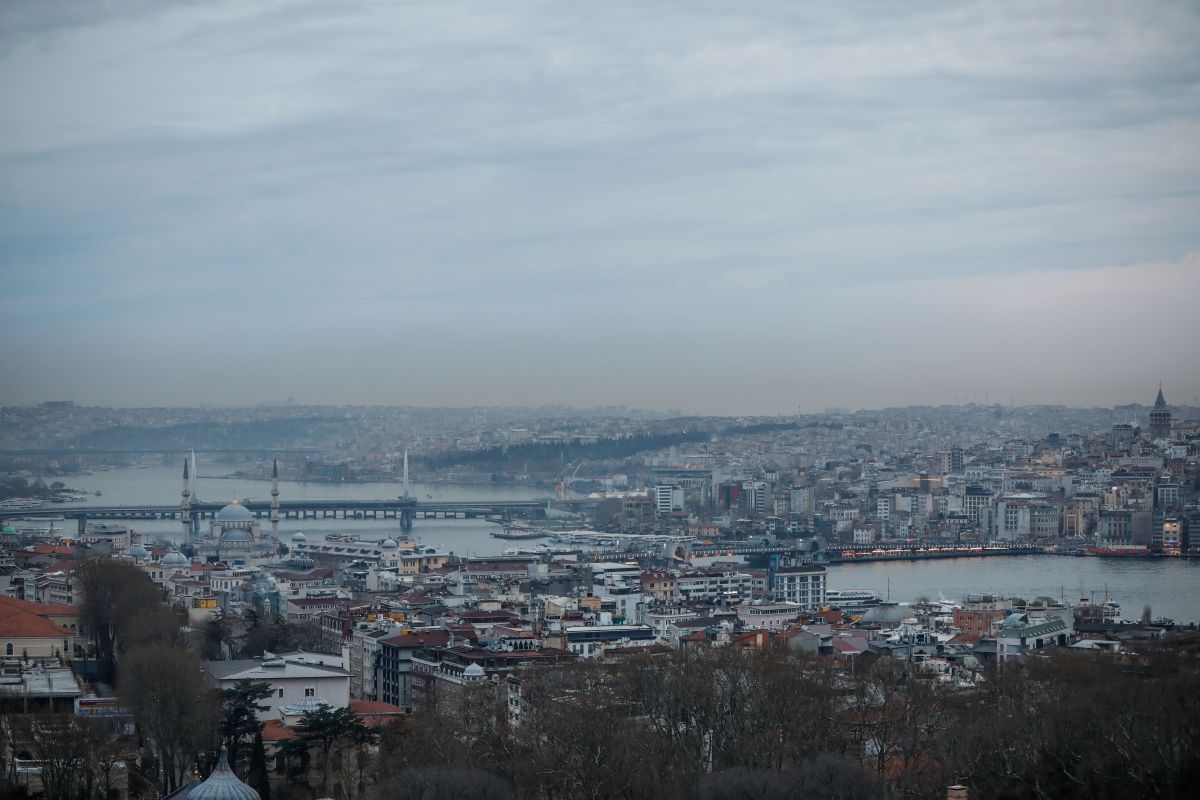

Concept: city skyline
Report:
left=2, top=1, right=1199, bottom=412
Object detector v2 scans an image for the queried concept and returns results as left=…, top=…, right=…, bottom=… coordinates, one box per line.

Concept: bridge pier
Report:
left=400, top=509, right=413, bottom=532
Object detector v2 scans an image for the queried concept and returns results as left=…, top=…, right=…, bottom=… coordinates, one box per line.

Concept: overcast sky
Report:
left=1, top=1, right=1198, bottom=413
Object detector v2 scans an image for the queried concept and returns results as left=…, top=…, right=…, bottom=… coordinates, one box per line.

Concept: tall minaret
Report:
left=181, top=457, right=192, bottom=543
left=402, top=449, right=411, bottom=500
left=270, top=458, right=280, bottom=539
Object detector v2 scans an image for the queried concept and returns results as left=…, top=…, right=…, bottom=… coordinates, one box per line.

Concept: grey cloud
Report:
left=1, top=1, right=1198, bottom=411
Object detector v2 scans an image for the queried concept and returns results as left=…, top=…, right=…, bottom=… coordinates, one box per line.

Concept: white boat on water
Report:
left=0, top=498, right=43, bottom=511
left=825, top=590, right=885, bottom=611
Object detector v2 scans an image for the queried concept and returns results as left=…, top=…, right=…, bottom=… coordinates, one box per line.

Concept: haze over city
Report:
left=2, top=1, right=1199, bottom=413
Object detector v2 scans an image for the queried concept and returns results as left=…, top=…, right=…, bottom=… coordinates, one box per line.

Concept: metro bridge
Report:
left=8, top=498, right=553, bottom=534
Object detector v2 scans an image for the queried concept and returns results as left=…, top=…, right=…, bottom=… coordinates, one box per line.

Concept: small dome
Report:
left=291, top=532, right=307, bottom=543
left=222, top=530, right=253, bottom=543
left=161, top=550, right=189, bottom=567
left=123, top=544, right=149, bottom=560
left=281, top=697, right=331, bottom=715
left=2, top=524, right=15, bottom=534
left=463, top=662, right=485, bottom=678
left=216, top=501, right=253, bottom=523
left=189, top=750, right=260, bottom=800
left=381, top=538, right=399, bottom=550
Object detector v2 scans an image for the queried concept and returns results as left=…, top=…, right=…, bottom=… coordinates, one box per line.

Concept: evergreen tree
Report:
left=219, top=680, right=273, bottom=773
left=247, top=729, right=271, bottom=800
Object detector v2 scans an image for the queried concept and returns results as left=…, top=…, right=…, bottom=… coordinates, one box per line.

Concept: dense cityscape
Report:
left=4, top=1, right=1200, bottom=799
left=0, top=390, right=1197, bottom=799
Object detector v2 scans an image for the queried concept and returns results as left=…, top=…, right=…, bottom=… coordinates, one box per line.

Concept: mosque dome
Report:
left=216, top=501, right=253, bottom=523
left=381, top=538, right=399, bottom=550
left=221, top=530, right=253, bottom=543
left=123, top=544, right=149, bottom=560
left=2, top=524, right=15, bottom=535
left=188, top=749, right=260, bottom=800
left=291, top=532, right=307, bottom=544
left=463, top=662, right=486, bottom=678
left=161, top=550, right=189, bottom=568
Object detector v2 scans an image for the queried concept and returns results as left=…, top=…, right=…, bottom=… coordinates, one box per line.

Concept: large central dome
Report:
left=216, top=501, right=253, bottom=523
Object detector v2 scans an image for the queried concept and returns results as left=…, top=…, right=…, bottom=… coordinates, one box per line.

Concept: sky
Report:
left=1, top=0, right=1198, bottom=414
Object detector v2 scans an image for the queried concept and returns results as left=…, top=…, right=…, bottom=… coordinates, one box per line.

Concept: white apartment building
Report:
left=771, top=565, right=827, bottom=609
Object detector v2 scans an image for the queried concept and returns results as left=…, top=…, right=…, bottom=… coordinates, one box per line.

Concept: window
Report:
left=305, top=688, right=316, bottom=697
left=4, top=643, right=11, bottom=656
left=278, top=688, right=284, bottom=698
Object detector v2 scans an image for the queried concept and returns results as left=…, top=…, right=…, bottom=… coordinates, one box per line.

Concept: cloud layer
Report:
left=1, top=1, right=1198, bottom=411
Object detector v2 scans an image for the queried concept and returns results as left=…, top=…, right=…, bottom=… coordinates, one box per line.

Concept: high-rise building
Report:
left=743, top=481, right=768, bottom=516
left=654, top=483, right=684, bottom=515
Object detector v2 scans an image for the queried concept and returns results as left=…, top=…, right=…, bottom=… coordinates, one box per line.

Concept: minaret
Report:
left=270, top=458, right=280, bottom=539
left=402, top=448, right=411, bottom=500
left=190, top=449, right=200, bottom=503
left=181, top=457, right=192, bottom=543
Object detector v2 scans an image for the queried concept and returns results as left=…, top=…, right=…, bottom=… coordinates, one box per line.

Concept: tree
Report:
left=693, top=768, right=787, bottom=800
left=247, top=729, right=271, bottom=800
left=6, top=715, right=124, bottom=800
left=280, top=706, right=377, bottom=799
left=376, top=768, right=513, bottom=800
left=76, top=558, right=164, bottom=679
left=219, top=680, right=273, bottom=774
left=785, top=754, right=885, bottom=800
left=118, top=645, right=217, bottom=793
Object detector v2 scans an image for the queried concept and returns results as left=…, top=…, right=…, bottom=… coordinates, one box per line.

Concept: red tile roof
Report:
left=379, top=630, right=451, bottom=649
left=261, top=720, right=298, bottom=742
left=30, top=544, right=73, bottom=555
left=0, top=603, right=73, bottom=639
left=0, top=596, right=78, bottom=617
left=349, top=699, right=405, bottom=715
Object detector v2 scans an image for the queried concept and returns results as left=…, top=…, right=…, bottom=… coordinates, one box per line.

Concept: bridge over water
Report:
left=7, top=497, right=555, bottom=534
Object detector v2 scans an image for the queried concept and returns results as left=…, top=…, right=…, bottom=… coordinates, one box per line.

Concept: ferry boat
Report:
left=825, top=590, right=885, bottom=613
left=492, top=522, right=549, bottom=540
left=0, top=498, right=43, bottom=511
left=502, top=543, right=581, bottom=556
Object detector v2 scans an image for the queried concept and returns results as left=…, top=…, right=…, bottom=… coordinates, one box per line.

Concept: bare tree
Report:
left=376, top=767, right=513, bottom=800
left=6, top=715, right=125, bottom=800
left=76, top=557, right=164, bottom=679
left=118, top=644, right=217, bottom=793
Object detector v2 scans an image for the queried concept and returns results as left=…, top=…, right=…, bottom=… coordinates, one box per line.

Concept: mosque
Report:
left=163, top=747, right=260, bottom=800
left=181, top=459, right=282, bottom=563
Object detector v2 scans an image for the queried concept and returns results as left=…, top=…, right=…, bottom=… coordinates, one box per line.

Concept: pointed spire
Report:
left=272, top=458, right=278, bottom=479
left=183, top=457, right=189, bottom=480
left=1155, top=382, right=1166, bottom=408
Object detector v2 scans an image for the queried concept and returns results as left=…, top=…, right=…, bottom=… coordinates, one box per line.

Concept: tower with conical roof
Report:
left=270, top=458, right=280, bottom=539
left=1149, top=383, right=1172, bottom=440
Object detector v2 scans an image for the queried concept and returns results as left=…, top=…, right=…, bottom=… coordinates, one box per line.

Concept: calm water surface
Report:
left=829, top=556, right=1200, bottom=624
left=40, top=463, right=546, bottom=558
left=35, top=466, right=1200, bottom=623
